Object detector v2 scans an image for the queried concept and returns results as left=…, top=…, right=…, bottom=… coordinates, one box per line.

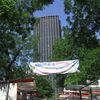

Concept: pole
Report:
left=90, top=88, right=92, bottom=100
left=79, top=88, right=82, bottom=100
left=54, top=74, right=57, bottom=100
left=50, top=74, right=57, bottom=100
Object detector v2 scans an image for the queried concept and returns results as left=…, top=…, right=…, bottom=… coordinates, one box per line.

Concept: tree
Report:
left=52, top=29, right=74, bottom=61
left=62, top=0, right=100, bottom=84
left=51, top=29, right=75, bottom=88
left=64, top=0, right=99, bottom=48
left=52, top=29, right=100, bottom=86
left=65, top=47, right=100, bottom=84
left=0, top=0, right=54, bottom=80
left=35, top=76, right=53, bottom=98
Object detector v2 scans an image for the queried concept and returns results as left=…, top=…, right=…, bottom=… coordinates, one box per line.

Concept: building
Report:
left=0, top=78, right=36, bottom=100
left=34, top=16, right=61, bottom=62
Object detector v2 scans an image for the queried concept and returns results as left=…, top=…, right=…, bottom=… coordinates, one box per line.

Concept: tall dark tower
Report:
left=34, top=16, right=61, bottom=62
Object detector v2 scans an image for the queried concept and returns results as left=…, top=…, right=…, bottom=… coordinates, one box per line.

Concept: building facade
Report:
left=34, top=16, right=61, bottom=62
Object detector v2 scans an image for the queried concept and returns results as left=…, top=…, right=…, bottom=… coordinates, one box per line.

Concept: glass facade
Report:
left=34, top=16, right=61, bottom=62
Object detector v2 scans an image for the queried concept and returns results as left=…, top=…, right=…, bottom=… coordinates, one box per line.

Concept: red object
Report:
left=9, top=78, right=34, bottom=83
left=92, top=90, right=100, bottom=94
left=32, top=91, right=40, bottom=96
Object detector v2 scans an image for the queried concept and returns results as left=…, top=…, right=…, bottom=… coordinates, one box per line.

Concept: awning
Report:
left=18, top=81, right=36, bottom=92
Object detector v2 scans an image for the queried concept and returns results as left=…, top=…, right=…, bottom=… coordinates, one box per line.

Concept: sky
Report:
left=34, top=0, right=100, bottom=39
left=34, top=0, right=67, bottom=28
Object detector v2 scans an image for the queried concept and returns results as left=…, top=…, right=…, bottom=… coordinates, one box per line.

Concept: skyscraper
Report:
left=34, top=16, right=61, bottom=62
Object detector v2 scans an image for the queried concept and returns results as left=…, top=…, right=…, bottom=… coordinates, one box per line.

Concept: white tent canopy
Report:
left=29, top=60, right=79, bottom=75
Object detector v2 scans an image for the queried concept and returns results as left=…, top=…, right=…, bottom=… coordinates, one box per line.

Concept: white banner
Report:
left=29, top=60, right=79, bottom=75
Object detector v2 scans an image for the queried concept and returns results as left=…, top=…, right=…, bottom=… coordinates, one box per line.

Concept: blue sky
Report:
left=34, top=0, right=100, bottom=39
left=34, top=0, right=67, bottom=28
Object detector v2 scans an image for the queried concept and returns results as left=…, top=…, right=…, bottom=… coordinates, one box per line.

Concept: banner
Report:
left=29, top=60, right=79, bottom=75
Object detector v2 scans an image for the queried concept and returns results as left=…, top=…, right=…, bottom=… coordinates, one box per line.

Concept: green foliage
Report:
left=65, top=47, right=100, bottom=84
left=0, top=0, right=16, bottom=16
left=64, top=0, right=99, bottom=48
left=52, top=29, right=74, bottom=61
left=51, top=29, right=75, bottom=88
left=35, top=76, right=53, bottom=98
left=61, top=0, right=100, bottom=85
left=0, top=0, right=54, bottom=80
